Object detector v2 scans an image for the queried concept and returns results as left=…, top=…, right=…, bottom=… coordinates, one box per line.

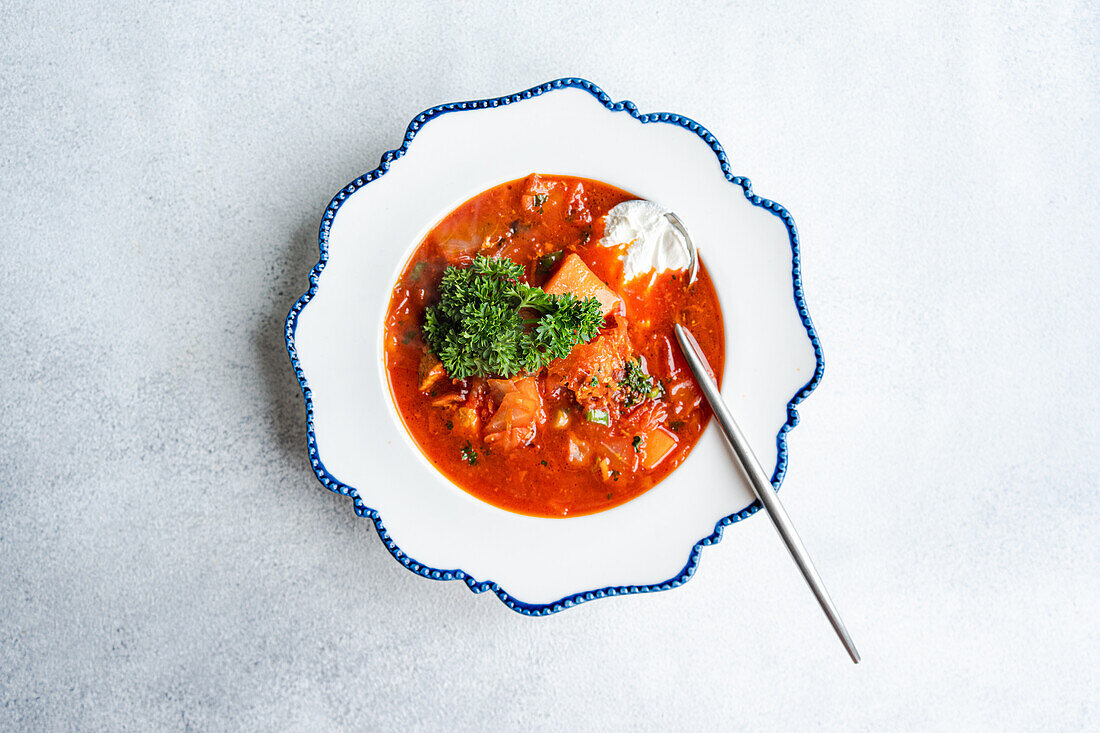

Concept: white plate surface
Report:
left=288, top=80, right=820, bottom=611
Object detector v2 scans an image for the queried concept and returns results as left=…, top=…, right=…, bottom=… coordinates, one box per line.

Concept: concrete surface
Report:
left=1, top=1, right=1097, bottom=730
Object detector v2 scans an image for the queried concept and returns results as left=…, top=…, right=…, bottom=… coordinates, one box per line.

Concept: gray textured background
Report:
left=2, top=1, right=1097, bottom=730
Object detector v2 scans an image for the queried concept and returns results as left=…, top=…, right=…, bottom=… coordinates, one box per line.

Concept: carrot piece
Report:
left=641, top=426, right=678, bottom=469
left=543, top=253, right=620, bottom=318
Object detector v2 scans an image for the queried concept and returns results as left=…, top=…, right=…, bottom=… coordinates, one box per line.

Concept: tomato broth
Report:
left=384, top=174, right=725, bottom=517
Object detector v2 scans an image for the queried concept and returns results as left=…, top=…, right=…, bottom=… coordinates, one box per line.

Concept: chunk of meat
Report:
left=483, top=376, right=544, bottom=451
left=431, top=392, right=465, bottom=408
left=463, top=378, right=490, bottom=416
left=548, top=315, right=632, bottom=414
left=543, top=253, right=621, bottom=318
left=418, top=352, right=447, bottom=392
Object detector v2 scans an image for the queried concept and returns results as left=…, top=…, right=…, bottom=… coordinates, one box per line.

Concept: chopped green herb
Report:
left=619, top=357, right=656, bottom=406
left=400, top=328, right=417, bottom=345
left=533, top=192, right=548, bottom=212
left=585, top=408, right=610, bottom=426
left=606, top=492, right=613, bottom=500
left=422, top=256, right=603, bottom=379
left=669, top=420, right=684, bottom=432
left=445, top=420, right=453, bottom=431
left=632, top=435, right=643, bottom=453
left=611, top=470, right=620, bottom=481
left=540, top=460, right=548, bottom=466
left=409, top=261, right=428, bottom=281
left=589, top=376, right=598, bottom=387
left=535, top=250, right=564, bottom=274
left=461, top=441, right=478, bottom=465
left=648, top=380, right=665, bottom=401
left=580, top=228, right=591, bottom=244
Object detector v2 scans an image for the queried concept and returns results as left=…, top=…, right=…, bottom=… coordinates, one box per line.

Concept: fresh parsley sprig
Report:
left=422, top=256, right=604, bottom=379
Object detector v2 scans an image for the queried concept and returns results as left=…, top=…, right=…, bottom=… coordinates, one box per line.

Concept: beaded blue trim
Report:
left=284, top=78, right=824, bottom=615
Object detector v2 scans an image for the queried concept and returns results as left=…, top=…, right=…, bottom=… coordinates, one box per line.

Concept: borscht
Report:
left=384, top=174, right=724, bottom=518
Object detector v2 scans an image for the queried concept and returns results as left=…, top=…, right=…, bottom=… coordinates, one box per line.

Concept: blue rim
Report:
left=284, top=78, right=824, bottom=615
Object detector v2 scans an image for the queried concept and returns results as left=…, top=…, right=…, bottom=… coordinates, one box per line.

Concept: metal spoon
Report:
left=669, top=220, right=859, bottom=663
left=664, top=211, right=699, bottom=284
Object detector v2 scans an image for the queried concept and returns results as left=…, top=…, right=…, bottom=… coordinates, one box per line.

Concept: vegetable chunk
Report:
left=641, top=426, right=678, bottom=469
left=483, top=376, right=544, bottom=450
left=547, top=316, right=633, bottom=413
left=382, top=174, right=726, bottom=519
left=543, top=253, right=621, bottom=318
left=417, top=352, right=447, bottom=392
left=422, top=256, right=604, bottom=379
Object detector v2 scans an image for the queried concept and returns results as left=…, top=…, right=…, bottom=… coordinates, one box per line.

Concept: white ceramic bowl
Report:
left=286, top=79, right=822, bottom=614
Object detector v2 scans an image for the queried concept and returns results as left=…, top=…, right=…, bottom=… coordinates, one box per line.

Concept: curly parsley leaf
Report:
left=422, top=255, right=604, bottom=379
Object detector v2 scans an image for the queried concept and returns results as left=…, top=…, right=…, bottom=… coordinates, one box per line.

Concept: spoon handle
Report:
left=674, top=324, right=860, bottom=663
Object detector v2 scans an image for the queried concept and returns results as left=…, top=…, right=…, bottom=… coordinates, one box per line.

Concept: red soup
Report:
left=384, top=174, right=724, bottom=517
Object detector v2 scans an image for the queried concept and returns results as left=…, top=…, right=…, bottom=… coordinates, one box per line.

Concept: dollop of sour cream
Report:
left=600, top=199, right=692, bottom=283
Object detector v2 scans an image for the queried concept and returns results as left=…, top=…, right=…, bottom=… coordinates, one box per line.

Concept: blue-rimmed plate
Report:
left=285, top=78, right=821, bottom=614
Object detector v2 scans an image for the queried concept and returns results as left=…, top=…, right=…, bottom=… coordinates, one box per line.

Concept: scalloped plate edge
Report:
left=283, top=77, right=824, bottom=615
